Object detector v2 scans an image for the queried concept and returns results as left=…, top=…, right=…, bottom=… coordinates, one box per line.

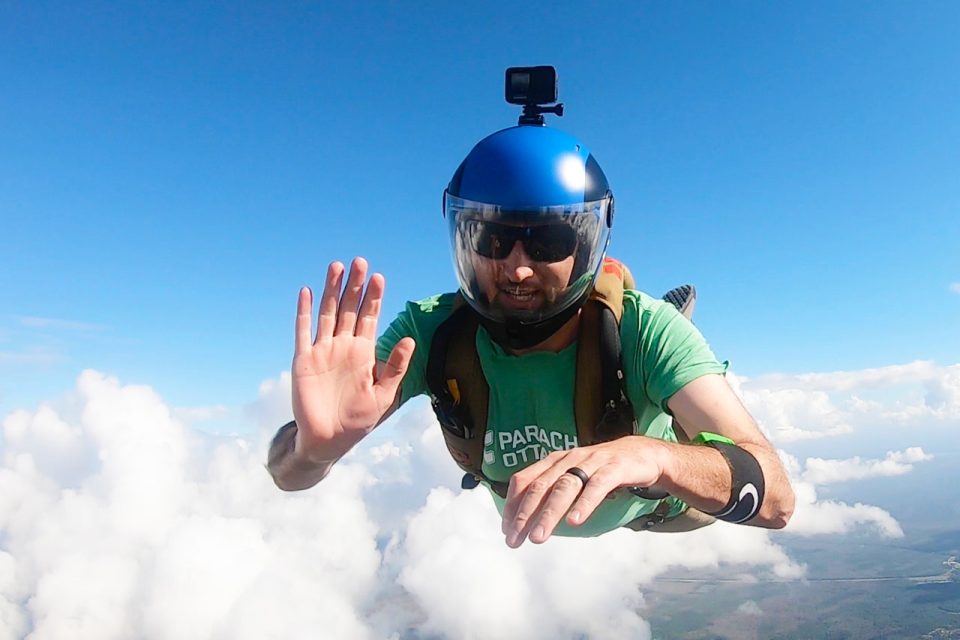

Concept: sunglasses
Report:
left=464, top=220, right=578, bottom=263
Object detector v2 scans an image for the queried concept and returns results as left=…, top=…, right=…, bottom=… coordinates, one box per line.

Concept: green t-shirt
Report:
left=375, top=290, right=727, bottom=537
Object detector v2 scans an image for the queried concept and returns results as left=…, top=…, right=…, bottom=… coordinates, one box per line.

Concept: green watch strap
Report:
left=691, top=431, right=735, bottom=446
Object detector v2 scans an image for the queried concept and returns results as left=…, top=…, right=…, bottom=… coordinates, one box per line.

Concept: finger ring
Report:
left=564, top=466, right=590, bottom=486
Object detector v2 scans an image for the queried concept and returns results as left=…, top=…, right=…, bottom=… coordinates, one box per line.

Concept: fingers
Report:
left=502, top=447, right=638, bottom=547
left=374, top=337, right=415, bottom=411
left=314, top=258, right=384, bottom=342
left=565, top=467, right=620, bottom=527
left=503, top=475, right=549, bottom=547
left=525, top=470, right=594, bottom=544
left=503, top=453, right=586, bottom=548
left=507, top=469, right=588, bottom=548
left=316, top=261, right=345, bottom=342
left=355, top=272, right=385, bottom=340
left=334, top=257, right=368, bottom=337
left=295, top=287, right=313, bottom=354
left=501, top=454, right=559, bottom=533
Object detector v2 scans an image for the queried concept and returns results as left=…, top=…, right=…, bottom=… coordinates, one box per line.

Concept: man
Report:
left=268, top=95, right=794, bottom=549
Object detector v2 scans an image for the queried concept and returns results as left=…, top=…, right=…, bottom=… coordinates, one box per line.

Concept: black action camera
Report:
left=505, top=66, right=558, bottom=105
left=505, top=66, right=564, bottom=125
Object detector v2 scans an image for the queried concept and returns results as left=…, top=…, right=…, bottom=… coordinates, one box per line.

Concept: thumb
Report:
left=374, top=337, right=416, bottom=409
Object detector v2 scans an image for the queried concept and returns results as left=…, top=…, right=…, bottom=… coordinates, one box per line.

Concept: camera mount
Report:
left=505, top=66, right=564, bottom=126
left=519, top=103, right=564, bottom=126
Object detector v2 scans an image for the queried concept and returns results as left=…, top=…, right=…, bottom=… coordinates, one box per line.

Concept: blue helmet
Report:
left=443, top=124, right=614, bottom=349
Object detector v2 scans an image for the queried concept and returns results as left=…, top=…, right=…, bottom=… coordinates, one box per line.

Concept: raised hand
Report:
left=291, top=257, right=415, bottom=465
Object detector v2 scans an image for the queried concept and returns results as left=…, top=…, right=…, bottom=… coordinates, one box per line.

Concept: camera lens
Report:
left=510, top=72, right=530, bottom=100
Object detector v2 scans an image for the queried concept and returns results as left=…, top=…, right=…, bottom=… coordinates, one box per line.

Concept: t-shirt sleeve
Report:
left=624, top=292, right=728, bottom=413
left=375, top=293, right=455, bottom=406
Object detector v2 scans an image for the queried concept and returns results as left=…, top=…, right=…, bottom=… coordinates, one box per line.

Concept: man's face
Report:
left=466, top=220, right=577, bottom=315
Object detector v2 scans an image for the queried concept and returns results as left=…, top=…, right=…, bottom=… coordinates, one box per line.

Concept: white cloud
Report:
left=924, top=364, right=960, bottom=416
left=245, top=371, right=294, bottom=434
left=0, top=370, right=814, bottom=640
left=750, top=361, right=941, bottom=393
left=394, top=487, right=802, bottom=639
left=787, top=499, right=903, bottom=538
left=16, top=317, right=106, bottom=332
left=949, top=282, right=960, bottom=295
left=0, top=347, right=67, bottom=367
left=737, top=600, right=762, bottom=616
left=1, top=362, right=942, bottom=639
left=2, top=405, right=95, bottom=484
left=1, top=371, right=383, bottom=640
left=737, top=361, right=960, bottom=443
left=0, top=550, right=26, bottom=640
left=171, top=405, right=231, bottom=426
left=800, top=447, right=933, bottom=485
left=778, top=450, right=927, bottom=539
left=743, top=387, right=852, bottom=442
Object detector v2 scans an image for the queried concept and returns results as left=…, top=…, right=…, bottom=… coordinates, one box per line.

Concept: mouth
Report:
left=496, top=285, right=542, bottom=309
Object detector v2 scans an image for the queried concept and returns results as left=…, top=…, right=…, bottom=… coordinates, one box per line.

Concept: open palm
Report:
left=291, top=258, right=414, bottom=463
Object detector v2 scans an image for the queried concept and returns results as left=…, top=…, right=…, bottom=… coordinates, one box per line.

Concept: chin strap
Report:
left=478, top=288, right=590, bottom=350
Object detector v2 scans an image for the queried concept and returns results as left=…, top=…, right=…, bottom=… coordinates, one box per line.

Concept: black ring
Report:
left=564, top=466, right=590, bottom=486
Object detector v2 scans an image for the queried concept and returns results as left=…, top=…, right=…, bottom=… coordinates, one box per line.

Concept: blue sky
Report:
left=2, top=1, right=958, bottom=422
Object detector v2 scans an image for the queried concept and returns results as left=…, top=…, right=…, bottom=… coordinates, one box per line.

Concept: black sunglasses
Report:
left=464, top=220, right=578, bottom=263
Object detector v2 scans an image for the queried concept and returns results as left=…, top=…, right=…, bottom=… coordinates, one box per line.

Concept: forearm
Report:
left=662, top=375, right=795, bottom=528
left=654, top=439, right=794, bottom=529
left=266, top=421, right=339, bottom=491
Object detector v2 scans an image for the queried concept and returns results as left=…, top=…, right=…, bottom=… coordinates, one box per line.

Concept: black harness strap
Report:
left=573, top=302, right=635, bottom=446
left=574, top=259, right=636, bottom=446
left=426, top=301, right=499, bottom=489
left=596, top=304, right=637, bottom=442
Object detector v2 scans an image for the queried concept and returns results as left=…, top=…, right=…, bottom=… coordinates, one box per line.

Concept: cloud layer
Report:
left=800, top=447, right=932, bottom=486
left=0, top=362, right=944, bottom=639
left=736, top=361, right=960, bottom=442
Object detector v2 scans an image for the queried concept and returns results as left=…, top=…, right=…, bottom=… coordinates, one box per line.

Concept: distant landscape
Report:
left=643, top=455, right=960, bottom=639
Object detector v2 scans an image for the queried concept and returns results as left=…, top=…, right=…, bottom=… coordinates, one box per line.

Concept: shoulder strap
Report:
left=575, top=257, right=637, bottom=446
left=425, top=297, right=490, bottom=480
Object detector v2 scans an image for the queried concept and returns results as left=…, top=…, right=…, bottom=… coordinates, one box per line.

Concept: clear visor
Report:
left=445, top=194, right=612, bottom=324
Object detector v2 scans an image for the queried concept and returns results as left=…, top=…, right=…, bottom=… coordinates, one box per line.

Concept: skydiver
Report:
left=267, top=67, right=794, bottom=546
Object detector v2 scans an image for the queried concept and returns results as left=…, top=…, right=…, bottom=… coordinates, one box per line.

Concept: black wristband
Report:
left=705, top=442, right=765, bottom=524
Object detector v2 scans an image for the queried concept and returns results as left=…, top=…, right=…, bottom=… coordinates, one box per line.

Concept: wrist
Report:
left=292, top=426, right=343, bottom=467
left=621, top=437, right=677, bottom=501
left=650, top=438, right=681, bottom=490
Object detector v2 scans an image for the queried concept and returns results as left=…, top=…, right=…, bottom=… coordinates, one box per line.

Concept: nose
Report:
left=502, top=240, right=535, bottom=282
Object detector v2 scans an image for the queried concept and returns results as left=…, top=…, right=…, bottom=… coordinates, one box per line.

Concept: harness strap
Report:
left=624, top=504, right=717, bottom=533
left=426, top=302, right=488, bottom=475
left=622, top=500, right=676, bottom=531
left=575, top=258, right=636, bottom=446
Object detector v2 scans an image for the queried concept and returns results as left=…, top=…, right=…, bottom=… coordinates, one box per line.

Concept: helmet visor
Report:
left=445, top=194, right=612, bottom=324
